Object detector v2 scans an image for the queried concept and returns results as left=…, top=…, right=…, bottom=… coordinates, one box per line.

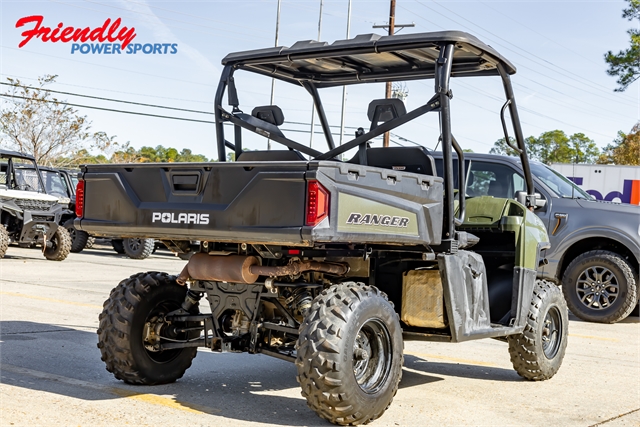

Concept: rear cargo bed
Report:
left=77, top=160, right=443, bottom=246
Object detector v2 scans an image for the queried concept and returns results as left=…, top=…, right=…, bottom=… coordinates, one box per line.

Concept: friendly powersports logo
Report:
left=15, top=15, right=178, bottom=55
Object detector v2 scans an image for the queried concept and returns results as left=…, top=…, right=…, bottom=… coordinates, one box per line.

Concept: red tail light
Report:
left=75, top=180, right=85, bottom=218
left=306, top=180, right=329, bottom=226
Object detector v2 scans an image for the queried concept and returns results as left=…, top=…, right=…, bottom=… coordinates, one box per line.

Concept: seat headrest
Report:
left=367, top=98, right=406, bottom=123
left=251, top=105, right=284, bottom=126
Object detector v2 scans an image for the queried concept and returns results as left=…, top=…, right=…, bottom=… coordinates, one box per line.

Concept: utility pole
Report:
left=268, top=0, right=282, bottom=150
left=373, top=0, right=414, bottom=147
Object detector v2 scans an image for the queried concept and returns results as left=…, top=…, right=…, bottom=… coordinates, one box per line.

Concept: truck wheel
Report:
left=85, top=236, right=96, bottom=249
left=561, top=250, right=637, bottom=323
left=111, top=239, right=125, bottom=254
left=63, top=219, right=89, bottom=253
left=123, top=238, right=155, bottom=259
left=97, top=272, right=198, bottom=385
left=296, top=282, right=403, bottom=426
left=508, top=280, right=568, bottom=381
left=0, top=225, right=9, bottom=258
left=43, top=227, right=71, bottom=261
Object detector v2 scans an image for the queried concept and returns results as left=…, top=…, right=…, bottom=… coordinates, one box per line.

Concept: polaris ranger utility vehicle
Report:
left=0, top=150, right=71, bottom=260
left=77, top=32, right=567, bottom=425
left=432, top=153, right=640, bottom=324
left=35, top=165, right=93, bottom=253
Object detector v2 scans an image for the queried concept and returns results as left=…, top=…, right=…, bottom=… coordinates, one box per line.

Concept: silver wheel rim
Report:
left=576, top=266, right=619, bottom=310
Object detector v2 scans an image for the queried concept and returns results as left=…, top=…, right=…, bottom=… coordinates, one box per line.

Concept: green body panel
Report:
left=460, top=196, right=549, bottom=270
left=336, top=193, right=419, bottom=236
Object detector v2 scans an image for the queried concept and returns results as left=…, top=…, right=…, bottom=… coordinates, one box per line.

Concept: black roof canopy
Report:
left=222, top=31, right=516, bottom=88
left=0, top=149, right=36, bottom=161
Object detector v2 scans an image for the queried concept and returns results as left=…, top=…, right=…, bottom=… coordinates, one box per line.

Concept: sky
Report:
left=0, top=0, right=637, bottom=162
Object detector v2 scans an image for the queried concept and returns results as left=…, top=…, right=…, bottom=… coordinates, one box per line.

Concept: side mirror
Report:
left=515, top=191, right=547, bottom=209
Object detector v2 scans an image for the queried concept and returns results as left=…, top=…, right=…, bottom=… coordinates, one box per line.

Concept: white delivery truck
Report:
left=550, top=163, right=640, bottom=206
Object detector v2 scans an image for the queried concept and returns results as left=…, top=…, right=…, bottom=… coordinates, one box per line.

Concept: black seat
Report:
left=236, top=150, right=305, bottom=161
left=350, top=146, right=436, bottom=176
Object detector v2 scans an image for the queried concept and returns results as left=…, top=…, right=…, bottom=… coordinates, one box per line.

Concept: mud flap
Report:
left=510, top=266, right=537, bottom=328
left=438, top=250, right=492, bottom=342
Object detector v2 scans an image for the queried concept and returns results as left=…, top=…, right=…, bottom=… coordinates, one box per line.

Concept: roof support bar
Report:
left=302, top=82, right=335, bottom=150
left=436, top=43, right=456, bottom=249
left=314, top=93, right=440, bottom=160
left=214, top=66, right=234, bottom=162
left=496, top=62, right=535, bottom=206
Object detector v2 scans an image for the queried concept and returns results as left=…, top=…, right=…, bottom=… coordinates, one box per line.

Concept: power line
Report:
left=0, top=73, right=213, bottom=105
left=0, top=94, right=216, bottom=124
left=0, top=82, right=213, bottom=115
left=1, top=45, right=215, bottom=88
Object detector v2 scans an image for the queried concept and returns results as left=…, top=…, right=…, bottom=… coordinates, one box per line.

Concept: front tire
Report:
left=97, top=272, right=198, bottom=385
left=111, top=239, right=125, bottom=254
left=561, top=250, right=637, bottom=323
left=296, top=283, right=403, bottom=426
left=508, top=280, right=568, bottom=381
left=64, top=219, right=89, bottom=253
left=43, top=227, right=71, bottom=261
left=123, top=238, right=155, bottom=260
left=0, top=225, right=9, bottom=258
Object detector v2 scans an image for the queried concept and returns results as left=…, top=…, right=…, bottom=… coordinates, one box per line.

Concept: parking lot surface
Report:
left=1, top=245, right=639, bottom=427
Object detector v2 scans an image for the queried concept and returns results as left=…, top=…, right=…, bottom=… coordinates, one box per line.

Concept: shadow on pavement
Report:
left=403, top=354, right=522, bottom=382
left=1, top=320, right=529, bottom=425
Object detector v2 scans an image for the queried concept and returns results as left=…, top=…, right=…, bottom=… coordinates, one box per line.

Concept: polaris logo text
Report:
left=152, top=212, right=209, bottom=225
left=346, top=213, right=409, bottom=228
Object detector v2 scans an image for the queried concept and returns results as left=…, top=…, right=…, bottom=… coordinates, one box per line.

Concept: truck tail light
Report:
left=75, top=180, right=85, bottom=218
left=306, top=180, right=329, bottom=226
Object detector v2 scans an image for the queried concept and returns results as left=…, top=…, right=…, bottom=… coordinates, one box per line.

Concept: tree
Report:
left=489, top=136, right=527, bottom=157
left=597, top=123, right=640, bottom=165
left=0, top=75, right=115, bottom=165
left=490, top=131, right=599, bottom=164
left=605, top=0, right=640, bottom=91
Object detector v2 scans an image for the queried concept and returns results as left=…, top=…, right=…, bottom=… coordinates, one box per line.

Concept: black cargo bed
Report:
left=77, top=160, right=443, bottom=246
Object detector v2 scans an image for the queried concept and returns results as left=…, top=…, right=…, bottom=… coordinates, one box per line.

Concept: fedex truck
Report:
left=550, top=163, right=640, bottom=206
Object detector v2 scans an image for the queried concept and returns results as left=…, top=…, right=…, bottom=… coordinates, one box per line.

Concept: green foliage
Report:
left=56, top=144, right=211, bottom=166
left=0, top=75, right=116, bottom=166
left=489, top=130, right=599, bottom=164
left=605, top=0, right=640, bottom=91
left=489, top=136, right=522, bottom=157
left=597, top=123, right=640, bottom=165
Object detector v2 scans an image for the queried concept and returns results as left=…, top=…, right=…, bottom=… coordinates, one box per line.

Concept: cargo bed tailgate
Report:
left=77, top=161, right=309, bottom=244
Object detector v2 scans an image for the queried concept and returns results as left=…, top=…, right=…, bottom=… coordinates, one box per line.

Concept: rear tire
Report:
left=43, top=227, right=71, bottom=261
left=123, top=238, right=155, bottom=260
left=97, top=272, right=198, bottom=385
left=64, top=219, right=89, bottom=253
left=85, top=236, right=95, bottom=249
left=561, top=250, right=637, bottom=323
left=296, top=282, right=403, bottom=426
left=111, top=239, right=125, bottom=254
left=0, top=225, right=9, bottom=258
left=508, top=280, right=568, bottom=381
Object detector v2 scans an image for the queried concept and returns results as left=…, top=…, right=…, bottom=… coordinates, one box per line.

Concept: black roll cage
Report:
left=213, top=39, right=536, bottom=247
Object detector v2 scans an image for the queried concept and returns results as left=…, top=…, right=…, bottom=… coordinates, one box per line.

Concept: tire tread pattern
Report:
left=508, top=279, right=568, bottom=381
left=44, top=226, right=71, bottom=261
left=96, top=272, right=197, bottom=385
left=0, top=225, right=9, bottom=258
left=64, top=219, right=89, bottom=253
left=123, top=238, right=155, bottom=260
left=295, top=282, right=403, bottom=426
left=561, top=250, right=637, bottom=324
